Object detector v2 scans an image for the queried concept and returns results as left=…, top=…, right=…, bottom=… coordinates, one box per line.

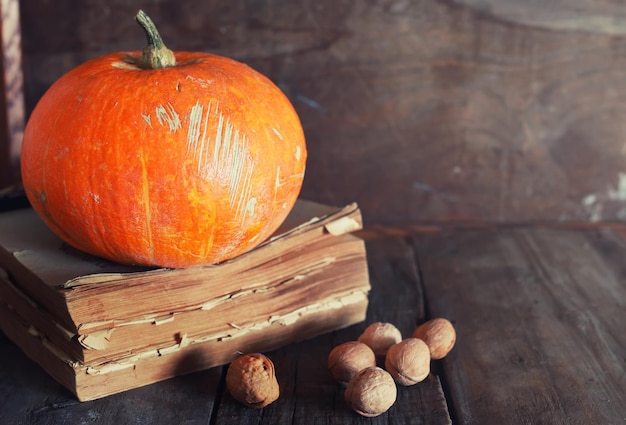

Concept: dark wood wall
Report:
left=16, top=0, right=626, bottom=225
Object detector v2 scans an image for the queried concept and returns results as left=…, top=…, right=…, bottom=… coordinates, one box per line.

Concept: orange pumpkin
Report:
left=20, top=11, right=307, bottom=268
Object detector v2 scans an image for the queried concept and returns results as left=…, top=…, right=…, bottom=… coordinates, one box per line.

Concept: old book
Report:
left=0, top=200, right=370, bottom=401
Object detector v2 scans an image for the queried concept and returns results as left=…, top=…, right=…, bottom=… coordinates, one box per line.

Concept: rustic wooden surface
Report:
left=1, top=214, right=625, bottom=424
left=16, top=0, right=626, bottom=224
left=413, top=226, right=626, bottom=424
left=3, top=1, right=626, bottom=421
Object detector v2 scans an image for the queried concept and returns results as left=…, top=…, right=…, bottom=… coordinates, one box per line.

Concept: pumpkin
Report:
left=20, top=11, right=307, bottom=268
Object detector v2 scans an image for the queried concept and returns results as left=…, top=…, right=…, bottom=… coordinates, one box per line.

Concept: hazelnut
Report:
left=344, top=366, right=397, bottom=417
left=412, top=318, right=456, bottom=359
left=384, top=338, right=430, bottom=386
left=225, top=353, right=280, bottom=408
left=357, top=322, right=402, bottom=356
left=328, top=341, right=376, bottom=385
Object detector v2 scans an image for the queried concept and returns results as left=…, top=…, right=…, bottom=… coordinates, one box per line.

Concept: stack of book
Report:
left=0, top=200, right=370, bottom=401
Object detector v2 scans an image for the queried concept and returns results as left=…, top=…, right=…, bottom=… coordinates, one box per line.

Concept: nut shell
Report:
left=344, top=366, right=397, bottom=417
left=328, top=341, right=376, bottom=385
left=225, top=353, right=280, bottom=408
left=357, top=322, right=402, bottom=356
left=412, top=318, right=456, bottom=360
left=385, top=338, right=430, bottom=386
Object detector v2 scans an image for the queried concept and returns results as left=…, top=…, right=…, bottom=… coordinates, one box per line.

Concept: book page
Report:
left=0, top=208, right=149, bottom=286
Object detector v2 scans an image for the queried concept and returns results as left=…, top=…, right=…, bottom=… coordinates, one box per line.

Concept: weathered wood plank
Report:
left=0, top=0, right=24, bottom=189
left=413, top=227, right=626, bottom=424
left=17, top=0, right=626, bottom=223
left=456, top=0, right=626, bottom=35
left=0, top=328, right=220, bottom=424
left=211, top=237, right=451, bottom=424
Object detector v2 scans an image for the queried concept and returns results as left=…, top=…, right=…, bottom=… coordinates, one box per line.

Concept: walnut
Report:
left=357, top=322, right=402, bottom=356
left=412, top=318, right=456, bottom=359
left=328, top=341, right=376, bottom=385
left=225, top=353, right=280, bottom=408
left=344, top=366, right=397, bottom=417
left=384, top=338, right=430, bottom=386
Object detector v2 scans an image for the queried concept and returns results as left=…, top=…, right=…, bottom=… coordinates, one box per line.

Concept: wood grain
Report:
left=413, top=226, right=626, bottom=424
left=0, top=330, right=221, bottom=424
left=455, top=0, right=626, bottom=35
left=3, top=222, right=625, bottom=423
left=16, top=0, right=626, bottom=224
left=0, top=0, right=24, bottom=189
left=211, top=237, right=451, bottom=424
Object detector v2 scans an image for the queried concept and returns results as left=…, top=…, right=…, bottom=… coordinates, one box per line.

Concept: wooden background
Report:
left=11, top=0, right=626, bottom=225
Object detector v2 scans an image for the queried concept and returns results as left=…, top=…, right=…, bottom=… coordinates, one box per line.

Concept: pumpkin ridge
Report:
left=34, top=94, right=85, bottom=248
left=138, top=150, right=155, bottom=264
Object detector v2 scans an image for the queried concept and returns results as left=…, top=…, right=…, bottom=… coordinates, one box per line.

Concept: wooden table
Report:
left=1, top=219, right=625, bottom=424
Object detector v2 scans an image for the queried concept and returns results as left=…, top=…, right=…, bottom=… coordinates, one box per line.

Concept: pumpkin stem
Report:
left=135, top=10, right=177, bottom=69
